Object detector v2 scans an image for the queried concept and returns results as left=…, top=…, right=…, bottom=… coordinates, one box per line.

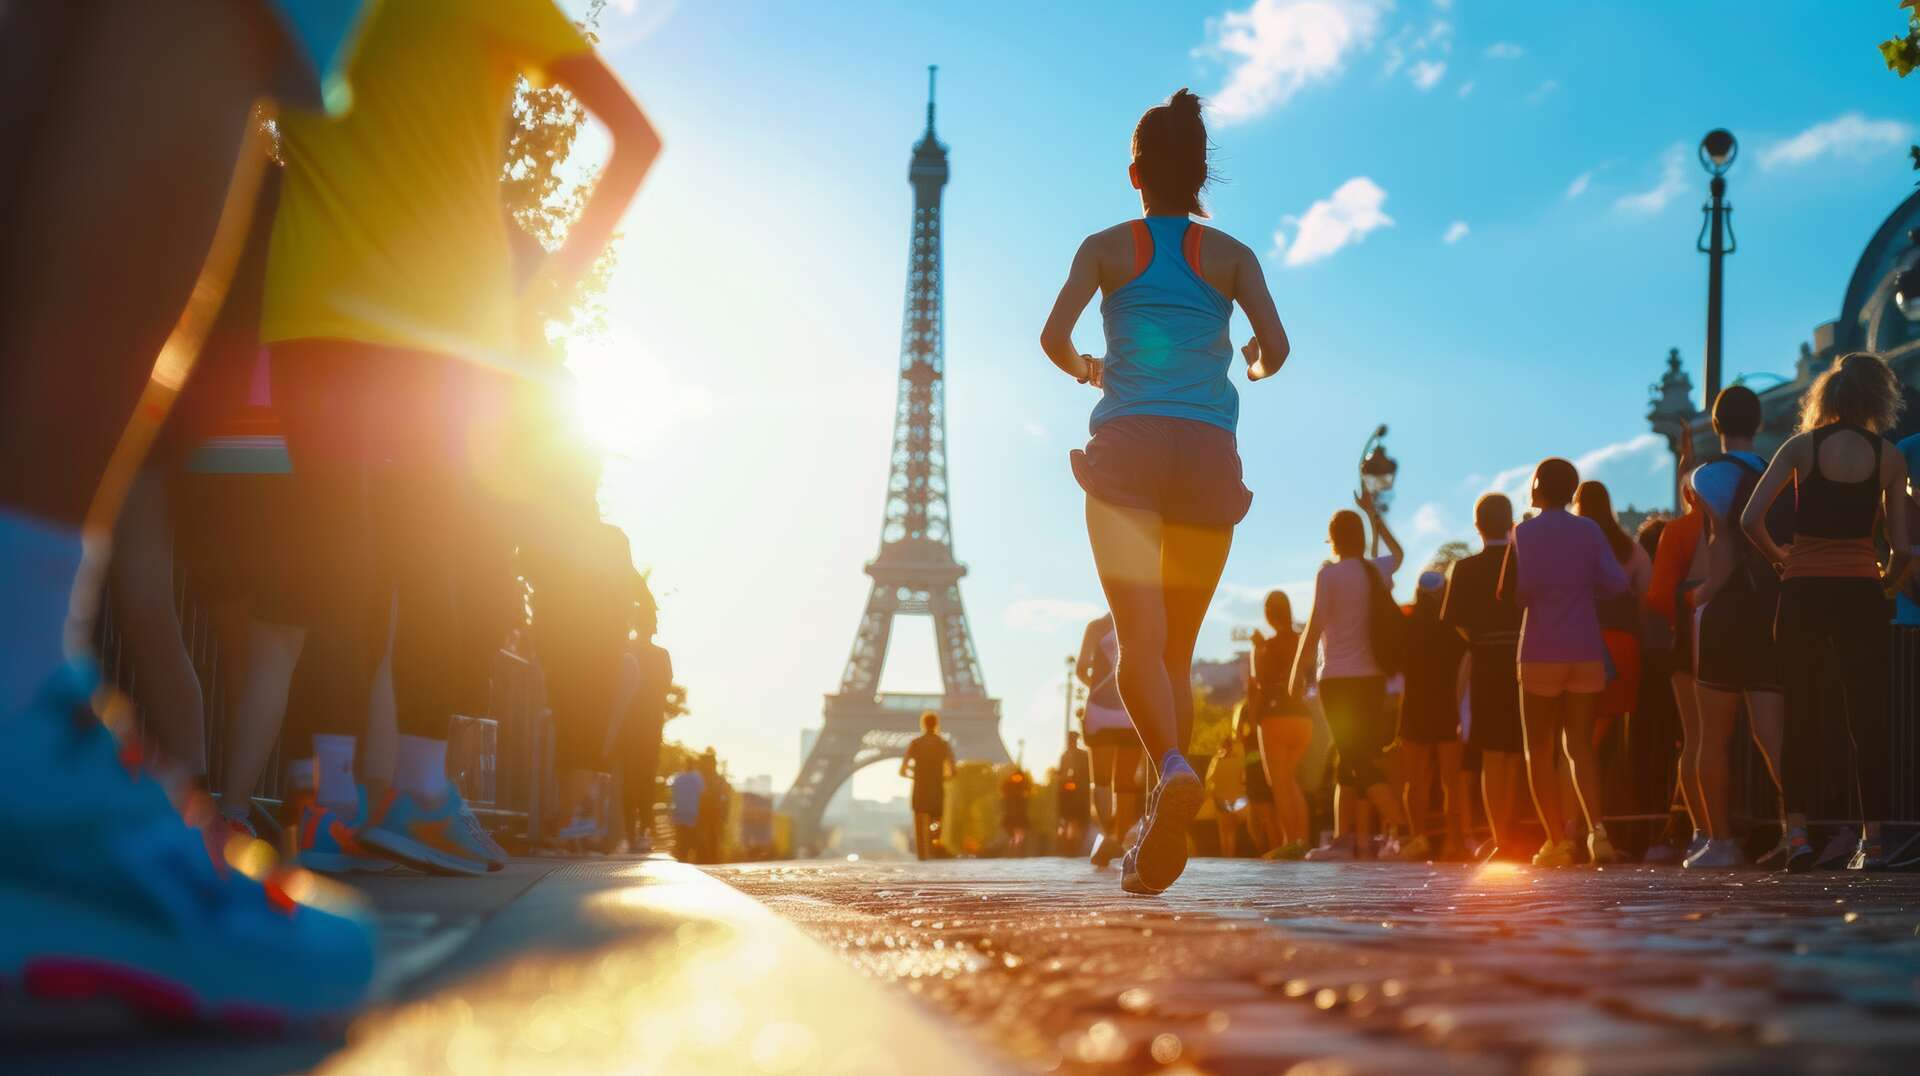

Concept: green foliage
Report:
left=941, top=762, right=1004, bottom=854
left=1187, top=686, right=1239, bottom=763
left=502, top=0, right=615, bottom=364
left=1881, top=1, right=1920, bottom=76
left=1427, top=541, right=1472, bottom=574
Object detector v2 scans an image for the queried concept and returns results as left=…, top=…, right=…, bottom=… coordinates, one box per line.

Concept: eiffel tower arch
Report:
left=785, top=68, right=1008, bottom=851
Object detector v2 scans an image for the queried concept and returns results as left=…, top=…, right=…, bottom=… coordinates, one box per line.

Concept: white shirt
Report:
left=1315, top=553, right=1401, bottom=680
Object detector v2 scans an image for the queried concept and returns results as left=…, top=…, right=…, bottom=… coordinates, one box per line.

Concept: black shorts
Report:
left=1696, top=587, right=1783, bottom=694
left=912, top=784, right=944, bottom=816
left=1071, top=415, right=1252, bottom=528
left=175, top=470, right=299, bottom=620
left=1244, top=762, right=1274, bottom=803
left=1464, top=643, right=1523, bottom=754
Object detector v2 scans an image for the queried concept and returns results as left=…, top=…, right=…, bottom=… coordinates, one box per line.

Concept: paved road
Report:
left=713, top=858, right=1920, bottom=1075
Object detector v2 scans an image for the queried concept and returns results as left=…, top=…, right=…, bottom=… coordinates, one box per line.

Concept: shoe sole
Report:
left=0, top=888, right=368, bottom=1027
left=357, top=828, right=488, bottom=877
left=1124, top=773, right=1203, bottom=894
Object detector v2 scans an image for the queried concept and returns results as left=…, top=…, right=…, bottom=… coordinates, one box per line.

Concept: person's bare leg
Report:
left=1085, top=498, right=1175, bottom=764
left=1484, top=749, right=1524, bottom=854
left=1522, top=693, right=1568, bottom=841
left=1672, top=671, right=1705, bottom=837
left=1260, top=717, right=1311, bottom=845
left=1160, top=521, right=1234, bottom=756
left=1113, top=745, right=1144, bottom=841
left=1692, top=685, right=1738, bottom=839
left=0, top=1, right=275, bottom=703
left=1364, top=782, right=1410, bottom=833
left=1560, top=691, right=1606, bottom=833
left=1404, top=744, right=1434, bottom=841
left=1436, top=740, right=1471, bottom=856
left=107, top=468, right=207, bottom=775
left=1746, top=689, right=1787, bottom=822
left=1090, top=745, right=1117, bottom=838
left=1216, top=814, right=1236, bottom=857
left=218, top=621, right=305, bottom=811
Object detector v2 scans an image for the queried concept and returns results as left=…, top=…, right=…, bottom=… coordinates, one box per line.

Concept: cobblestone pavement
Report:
left=712, top=858, right=1920, bottom=1075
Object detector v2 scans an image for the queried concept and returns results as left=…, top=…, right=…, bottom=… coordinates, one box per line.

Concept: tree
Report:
left=1880, top=1, right=1920, bottom=77
left=502, top=0, right=617, bottom=364
left=1427, top=541, right=1472, bottom=575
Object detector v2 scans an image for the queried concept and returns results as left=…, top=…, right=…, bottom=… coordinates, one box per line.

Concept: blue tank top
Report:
left=1089, top=216, right=1237, bottom=434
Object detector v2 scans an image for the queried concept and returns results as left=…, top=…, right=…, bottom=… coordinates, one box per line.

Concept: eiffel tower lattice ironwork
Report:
left=785, top=68, right=1008, bottom=851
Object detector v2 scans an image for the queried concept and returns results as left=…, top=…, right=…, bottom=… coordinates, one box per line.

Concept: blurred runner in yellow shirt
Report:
left=262, top=0, right=660, bottom=877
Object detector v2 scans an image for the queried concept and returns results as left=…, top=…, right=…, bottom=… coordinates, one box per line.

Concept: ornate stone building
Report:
left=1648, top=188, right=1920, bottom=505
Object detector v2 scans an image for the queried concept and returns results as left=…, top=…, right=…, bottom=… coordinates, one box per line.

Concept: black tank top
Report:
left=1794, top=425, right=1883, bottom=539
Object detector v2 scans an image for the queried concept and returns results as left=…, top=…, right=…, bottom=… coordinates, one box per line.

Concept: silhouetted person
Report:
left=1000, top=767, right=1031, bottom=856
left=1742, top=352, right=1913, bottom=871
left=900, top=711, right=955, bottom=861
left=1501, top=458, right=1629, bottom=867
left=1056, top=731, right=1091, bottom=853
left=1682, top=386, right=1788, bottom=868
left=1398, top=571, right=1470, bottom=860
left=1246, top=591, right=1311, bottom=858
left=1441, top=493, right=1525, bottom=862
left=669, top=757, right=705, bottom=862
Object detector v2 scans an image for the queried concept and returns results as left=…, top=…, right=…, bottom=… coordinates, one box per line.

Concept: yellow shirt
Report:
left=263, top=0, right=588, bottom=359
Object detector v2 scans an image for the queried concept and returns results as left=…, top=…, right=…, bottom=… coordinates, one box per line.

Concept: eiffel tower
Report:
left=785, top=68, right=1008, bottom=851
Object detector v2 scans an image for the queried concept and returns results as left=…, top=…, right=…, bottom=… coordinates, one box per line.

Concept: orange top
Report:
left=1645, top=508, right=1705, bottom=623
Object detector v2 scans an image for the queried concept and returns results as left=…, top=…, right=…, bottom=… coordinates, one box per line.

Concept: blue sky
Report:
left=559, top=0, right=1918, bottom=796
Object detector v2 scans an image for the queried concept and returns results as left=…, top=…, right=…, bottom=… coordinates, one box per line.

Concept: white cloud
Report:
left=1211, top=580, right=1314, bottom=627
left=1201, top=0, right=1388, bottom=125
left=1525, top=78, right=1558, bottom=104
left=1022, top=420, right=1048, bottom=439
left=1442, top=220, right=1469, bottom=244
left=1613, top=144, right=1688, bottom=215
left=1565, top=170, right=1593, bottom=200
left=1483, top=433, right=1671, bottom=508
left=1410, top=501, right=1450, bottom=538
left=1004, top=598, right=1101, bottom=632
left=1484, top=41, right=1524, bottom=59
left=1456, top=79, right=1476, bottom=98
left=1410, top=59, right=1447, bottom=90
left=1272, top=177, right=1393, bottom=267
left=1760, top=112, right=1915, bottom=170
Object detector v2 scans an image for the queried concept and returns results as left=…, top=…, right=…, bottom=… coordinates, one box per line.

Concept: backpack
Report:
left=1361, top=560, right=1408, bottom=677
left=1702, top=452, right=1791, bottom=597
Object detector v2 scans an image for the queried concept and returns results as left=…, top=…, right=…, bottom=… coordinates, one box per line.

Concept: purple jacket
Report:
left=1498, top=508, right=1630, bottom=664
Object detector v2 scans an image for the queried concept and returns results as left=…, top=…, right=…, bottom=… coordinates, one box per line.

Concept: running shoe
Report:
left=1845, top=839, right=1887, bottom=872
left=1304, top=838, right=1358, bottom=862
left=1120, top=755, right=1203, bottom=895
left=1531, top=839, right=1576, bottom=868
left=1089, top=832, right=1122, bottom=869
left=356, top=788, right=489, bottom=876
left=292, top=795, right=394, bottom=874
left=1753, top=835, right=1794, bottom=870
left=1782, top=828, right=1816, bottom=873
left=1683, top=838, right=1746, bottom=869
left=0, top=661, right=374, bottom=1026
left=1587, top=826, right=1623, bottom=866
left=448, top=787, right=508, bottom=871
left=1684, top=829, right=1710, bottom=863
left=1262, top=840, right=1309, bottom=861
left=1385, top=833, right=1433, bottom=862
left=1814, top=831, right=1859, bottom=870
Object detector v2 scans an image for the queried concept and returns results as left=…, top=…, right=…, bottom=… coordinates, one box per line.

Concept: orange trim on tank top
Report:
left=1183, top=222, right=1205, bottom=276
left=1128, top=220, right=1152, bottom=281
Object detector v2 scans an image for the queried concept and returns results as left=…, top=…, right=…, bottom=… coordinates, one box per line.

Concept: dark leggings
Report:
left=274, top=342, right=515, bottom=744
left=1320, top=676, right=1390, bottom=789
left=1776, top=578, right=1892, bottom=823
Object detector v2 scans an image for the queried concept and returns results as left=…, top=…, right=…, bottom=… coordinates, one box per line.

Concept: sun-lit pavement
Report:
left=710, top=857, right=1920, bottom=1075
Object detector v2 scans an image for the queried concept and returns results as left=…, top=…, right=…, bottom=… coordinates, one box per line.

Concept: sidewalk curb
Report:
left=322, top=858, right=1008, bottom=1074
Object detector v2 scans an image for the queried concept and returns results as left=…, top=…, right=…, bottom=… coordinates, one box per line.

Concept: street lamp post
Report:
left=1697, top=128, right=1738, bottom=407
left=1358, top=424, right=1399, bottom=556
left=1062, top=654, right=1076, bottom=743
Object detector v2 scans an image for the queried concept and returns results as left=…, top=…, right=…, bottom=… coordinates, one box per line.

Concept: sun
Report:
left=563, top=335, right=708, bottom=457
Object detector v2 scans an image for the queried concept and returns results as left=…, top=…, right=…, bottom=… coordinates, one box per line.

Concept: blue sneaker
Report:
left=1121, top=755, right=1204, bottom=895
left=0, top=661, right=374, bottom=1027
left=447, top=787, right=508, bottom=871
left=293, top=791, right=396, bottom=874
left=356, top=788, right=489, bottom=876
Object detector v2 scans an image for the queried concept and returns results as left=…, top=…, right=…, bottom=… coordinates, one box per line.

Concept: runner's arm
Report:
left=1740, top=437, right=1802, bottom=571
left=1040, top=238, right=1101, bottom=384
left=1288, top=584, right=1323, bottom=700
left=539, top=53, right=660, bottom=300
left=1884, top=449, right=1913, bottom=594
left=1231, top=242, right=1289, bottom=381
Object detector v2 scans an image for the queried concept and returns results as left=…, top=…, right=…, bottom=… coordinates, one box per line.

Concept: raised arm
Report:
left=1230, top=243, right=1290, bottom=381
left=1040, top=237, right=1102, bottom=385
left=542, top=53, right=661, bottom=299
left=1740, top=436, right=1803, bottom=571
left=1360, top=491, right=1403, bottom=567
left=1288, top=578, right=1325, bottom=700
